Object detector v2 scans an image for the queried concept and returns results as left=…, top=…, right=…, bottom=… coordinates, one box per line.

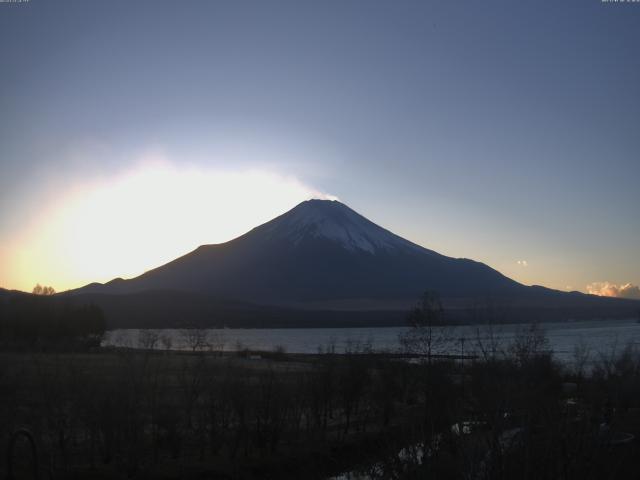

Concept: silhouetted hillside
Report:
left=67, top=200, right=639, bottom=327
left=72, top=200, right=523, bottom=302
left=66, top=289, right=639, bottom=329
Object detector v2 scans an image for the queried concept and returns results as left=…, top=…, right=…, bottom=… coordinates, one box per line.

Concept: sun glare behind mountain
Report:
left=3, top=162, right=334, bottom=292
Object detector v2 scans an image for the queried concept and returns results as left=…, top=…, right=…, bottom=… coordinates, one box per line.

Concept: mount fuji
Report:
left=69, top=199, right=638, bottom=327
left=75, top=200, right=522, bottom=303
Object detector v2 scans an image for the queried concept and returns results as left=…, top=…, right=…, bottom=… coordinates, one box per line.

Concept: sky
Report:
left=0, top=0, right=638, bottom=296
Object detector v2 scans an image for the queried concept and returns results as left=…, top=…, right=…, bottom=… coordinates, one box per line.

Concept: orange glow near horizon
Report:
left=1, top=158, right=335, bottom=292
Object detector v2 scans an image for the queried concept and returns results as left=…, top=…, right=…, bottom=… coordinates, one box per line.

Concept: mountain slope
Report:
left=67, top=199, right=640, bottom=326
left=75, top=200, right=525, bottom=306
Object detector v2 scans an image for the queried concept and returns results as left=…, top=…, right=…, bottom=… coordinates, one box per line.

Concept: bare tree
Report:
left=181, top=328, right=210, bottom=352
left=572, top=337, right=591, bottom=380
left=138, top=329, right=160, bottom=350
left=32, top=284, right=56, bottom=295
left=160, top=333, right=173, bottom=351
left=207, top=331, right=225, bottom=355
left=399, top=291, right=451, bottom=363
left=509, top=322, right=550, bottom=365
left=470, top=297, right=506, bottom=361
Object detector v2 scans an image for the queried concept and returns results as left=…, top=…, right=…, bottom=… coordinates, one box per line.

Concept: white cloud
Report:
left=516, top=260, right=528, bottom=267
left=586, top=282, right=640, bottom=300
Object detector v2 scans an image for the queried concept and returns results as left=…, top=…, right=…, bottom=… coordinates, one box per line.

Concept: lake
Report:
left=103, top=318, right=640, bottom=367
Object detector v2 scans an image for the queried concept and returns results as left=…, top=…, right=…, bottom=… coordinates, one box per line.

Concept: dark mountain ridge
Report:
left=67, top=199, right=638, bottom=327
left=75, top=200, right=523, bottom=303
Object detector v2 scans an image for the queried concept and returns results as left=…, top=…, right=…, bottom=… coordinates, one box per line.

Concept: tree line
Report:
left=0, top=290, right=105, bottom=350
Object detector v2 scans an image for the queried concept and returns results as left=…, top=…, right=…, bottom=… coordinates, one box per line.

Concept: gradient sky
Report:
left=0, top=0, right=638, bottom=295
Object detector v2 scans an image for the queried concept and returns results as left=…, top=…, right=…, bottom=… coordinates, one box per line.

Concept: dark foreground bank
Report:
left=3, top=329, right=640, bottom=479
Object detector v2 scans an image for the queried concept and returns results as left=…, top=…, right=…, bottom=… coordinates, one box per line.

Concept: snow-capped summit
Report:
left=255, top=199, right=424, bottom=254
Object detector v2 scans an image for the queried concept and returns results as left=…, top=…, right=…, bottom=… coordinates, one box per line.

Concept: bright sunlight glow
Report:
left=2, top=157, right=335, bottom=292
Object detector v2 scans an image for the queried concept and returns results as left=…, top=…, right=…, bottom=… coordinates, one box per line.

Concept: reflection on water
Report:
left=103, top=318, right=640, bottom=367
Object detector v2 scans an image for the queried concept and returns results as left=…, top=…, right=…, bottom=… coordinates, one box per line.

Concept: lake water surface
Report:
left=104, top=318, right=640, bottom=366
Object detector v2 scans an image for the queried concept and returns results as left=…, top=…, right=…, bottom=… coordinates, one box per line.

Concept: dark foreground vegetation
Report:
left=0, top=292, right=105, bottom=350
left=2, top=291, right=640, bottom=479
left=2, top=331, right=640, bottom=479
